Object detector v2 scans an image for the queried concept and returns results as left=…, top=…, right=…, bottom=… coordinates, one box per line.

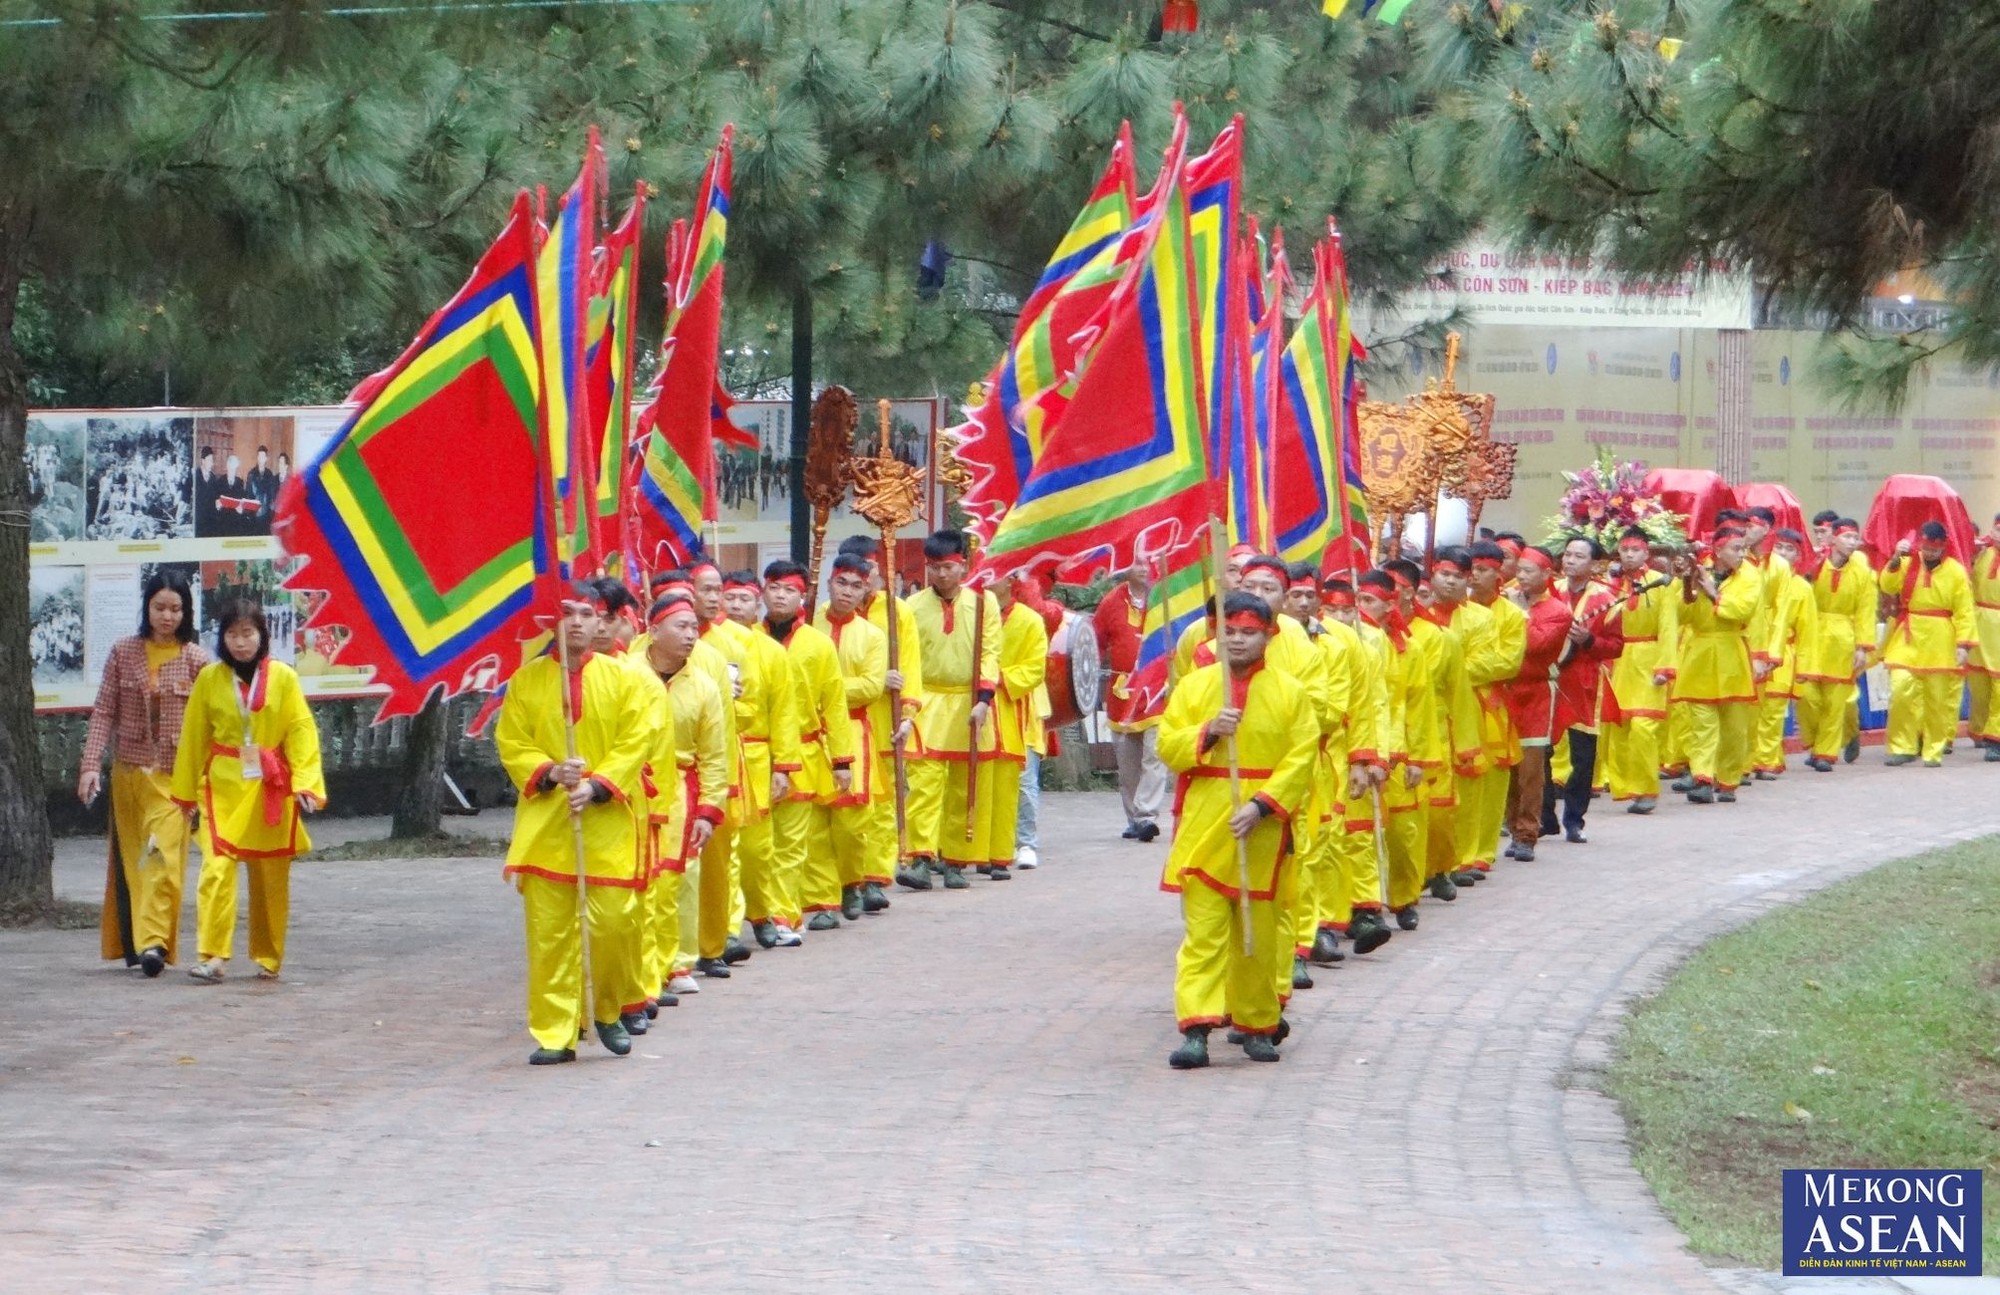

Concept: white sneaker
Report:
left=771, top=926, right=803, bottom=947
left=667, top=973, right=699, bottom=995
left=1014, top=846, right=1039, bottom=870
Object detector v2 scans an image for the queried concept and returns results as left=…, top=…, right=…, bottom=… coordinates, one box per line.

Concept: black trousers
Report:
left=1540, top=728, right=1598, bottom=835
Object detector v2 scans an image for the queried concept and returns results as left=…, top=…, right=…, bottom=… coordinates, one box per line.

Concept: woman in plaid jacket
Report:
left=79, top=570, right=210, bottom=977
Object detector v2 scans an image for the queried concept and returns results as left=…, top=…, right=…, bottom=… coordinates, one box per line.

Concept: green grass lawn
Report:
left=1608, top=835, right=2000, bottom=1269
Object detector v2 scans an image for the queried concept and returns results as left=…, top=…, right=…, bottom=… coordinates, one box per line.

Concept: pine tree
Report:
left=1416, top=0, right=2000, bottom=403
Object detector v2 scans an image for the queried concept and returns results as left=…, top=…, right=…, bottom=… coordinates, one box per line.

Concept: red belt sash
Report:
left=212, top=742, right=293, bottom=826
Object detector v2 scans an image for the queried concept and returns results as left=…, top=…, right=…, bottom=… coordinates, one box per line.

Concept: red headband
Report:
left=687, top=561, right=720, bottom=580
left=1518, top=548, right=1555, bottom=572
left=648, top=594, right=694, bottom=627
left=1471, top=556, right=1504, bottom=571
left=1833, top=522, right=1859, bottom=535
left=1223, top=610, right=1270, bottom=630
left=1288, top=575, right=1319, bottom=591
left=1227, top=544, right=1257, bottom=563
left=1322, top=589, right=1355, bottom=608
left=653, top=579, right=693, bottom=601
left=1431, top=559, right=1466, bottom=576
left=766, top=574, right=809, bottom=594
left=722, top=576, right=760, bottom=592
left=1387, top=569, right=1414, bottom=591
left=1496, top=538, right=1523, bottom=557
left=561, top=594, right=610, bottom=616
left=1617, top=536, right=1651, bottom=550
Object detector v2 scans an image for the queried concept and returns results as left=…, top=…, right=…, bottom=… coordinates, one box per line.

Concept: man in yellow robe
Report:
left=757, top=560, right=859, bottom=936
left=1159, top=592, right=1319, bottom=1070
left=900, top=530, right=1003, bottom=890
left=987, top=575, right=1050, bottom=879
left=1752, top=529, right=1819, bottom=778
left=1323, top=578, right=1396, bottom=956
left=833, top=535, right=926, bottom=898
left=811, top=553, right=893, bottom=918
left=1675, top=528, right=1764, bottom=801
left=493, top=585, right=653, bottom=1064
left=1796, top=519, right=1876, bottom=772
left=1456, top=542, right=1526, bottom=867
left=1599, top=531, right=1679, bottom=813
left=688, top=560, right=800, bottom=976
left=1966, top=513, right=2000, bottom=760
left=632, top=589, right=728, bottom=1008
left=1880, top=521, right=1978, bottom=766
left=1382, top=559, right=1481, bottom=916
left=1284, top=564, right=1370, bottom=967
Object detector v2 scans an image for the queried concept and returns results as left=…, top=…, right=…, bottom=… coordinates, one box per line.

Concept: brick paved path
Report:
left=2, top=761, right=1995, bottom=1293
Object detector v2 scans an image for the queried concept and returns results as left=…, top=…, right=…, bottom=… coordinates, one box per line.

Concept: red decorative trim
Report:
left=1175, top=1014, right=1230, bottom=1031
left=693, top=805, right=725, bottom=826
left=587, top=774, right=626, bottom=805
left=526, top=761, right=558, bottom=796
left=504, top=863, right=646, bottom=890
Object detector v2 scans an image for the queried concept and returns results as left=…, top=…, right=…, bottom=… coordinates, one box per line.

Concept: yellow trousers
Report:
left=1423, top=793, right=1459, bottom=882
left=674, top=858, right=702, bottom=977
left=740, top=800, right=795, bottom=928
left=639, top=864, right=677, bottom=999
left=1600, top=717, right=1662, bottom=802
left=195, top=853, right=291, bottom=973
left=698, top=819, right=743, bottom=959
left=798, top=797, right=872, bottom=912
left=518, top=873, right=643, bottom=1049
left=1886, top=669, right=1962, bottom=761
left=863, top=753, right=905, bottom=883
left=1684, top=701, right=1752, bottom=790
left=1452, top=765, right=1509, bottom=870
left=1753, top=693, right=1792, bottom=773
left=1794, top=679, right=1859, bottom=761
left=1340, top=815, right=1383, bottom=918
left=906, top=754, right=996, bottom=868
left=101, top=762, right=196, bottom=965
left=1967, top=671, right=1996, bottom=743
left=773, top=797, right=841, bottom=923
left=1173, top=881, right=1281, bottom=1033
left=987, top=759, right=1023, bottom=867
left=1661, top=701, right=1692, bottom=774
left=1385, top=802, right=1426, bottom=911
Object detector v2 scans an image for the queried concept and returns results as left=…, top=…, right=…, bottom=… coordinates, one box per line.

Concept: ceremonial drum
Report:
left=1045, top=610, right=1103, bottom=729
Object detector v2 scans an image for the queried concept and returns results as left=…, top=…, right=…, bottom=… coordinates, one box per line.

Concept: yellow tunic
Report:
left=908, top=586, right=1004, bottom=758
left=1761, top=568, right=1819, bottom=699
left=1605, top=579, right=1680, bottom=719
left=494, top=653, right=650, bottom=887
left=701, top=617, right=800, bottom=814
left=814, top=610, right=890, bottom=803
left=1676, top=564, right=1763, bottom=703
left=1157, top=661, right=1319, bottom=900
left=758, top=618, right=858, bottom=802
left=995, top=603, right=1051, bottom=762
left=171, top=660, right=325, bottom=862
left=1800, top=556, right=1878, bottom=683
left=1880, top=555, right=1978, bottom=672
left=864, top=591, right=926, bottom=742
left=1972, top=548, right=2000, bottom=676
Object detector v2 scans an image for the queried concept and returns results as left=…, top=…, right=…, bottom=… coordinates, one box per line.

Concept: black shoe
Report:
left=620, top=1011, right=649, bottom=1037
left=528, top=1047, right=576, bottom=1065
left=895, top=864, right=934, bottom=891
left=1987, top=743, right=2000, bottom=763
left=1350, top=913, right=1393, bottom=955
left=975, top=864, right=993, bottom=875
left=1565, top=827, right=1587, bottom=844
left=656, top=992, right=679, bottom=1008
left=694, top=957, right=732, bottom=978
left=1539, top=819, right=1561, bottom=839
left=1503, top=842, right=1524, bottom=860
left=721, top=937, right=752, bottom=965
left=807, top=910, right=840, bottom=931
left=753, top=921, right=780, bottom=949
left=643, top=1000, right=659, bottom=1019
left=1292, top=955, right=1314, bottom=990
left=1805, top=757, right=1832, bottom=772
left=1242, top=1035, right=1281, bottom=1063
left=1451, top=870, right=1484, bottom=886
left=1168, top=1027, right=1210, bottom=1070
left=1134, top=822, right=1161, bottom=842
left=1628, top=797, right=1657, bottom=814
left=1669, top=775, right=1696, bottom=793
left=1427, top=874, right=1457, bottom=902
left=862, top=881, right=891, bottom=912
left=1309, top=928, right=1345, bottom=965
left=1121, top=823, right=1140, bottom=839
left=1273, top=1017, right=1291, bottom=1046
left=594, top=1021, right=633, bottom=1056
left=1844, top=736, right=1862, bottom=763
left=1395, top=904, right=1419, bottom=931
left=1886, top=753, right=1917, bottom=766
left=1686, top=784, right=1715, bottom=804
left=1514, top=844, right=1536, bottom=861
left=987, top=865, right=1011, bottom=881
left=940, top=864, right=970, bottom=890
left=139, top=946, right=166, bottom=978
left=1754, top=769, right=1779, bottom=781
left=1716, top=790, right=1737, bottom=803
left=840, top=885, right=866, bottom=921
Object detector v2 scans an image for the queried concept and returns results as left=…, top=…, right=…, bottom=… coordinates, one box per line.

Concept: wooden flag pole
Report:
left=966, top=573, right=987, bottom=842
left=553, top=618, right=596, bottom=1048
left=1206, top=517, right=1255, bottom=956
left=851, top=399, right=924, bottom=864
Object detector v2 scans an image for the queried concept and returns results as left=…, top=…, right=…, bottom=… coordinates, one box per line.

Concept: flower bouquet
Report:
left=1542, top=449, right=1687, bottom=552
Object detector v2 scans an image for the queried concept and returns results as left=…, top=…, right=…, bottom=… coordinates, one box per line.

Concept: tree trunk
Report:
left=789, top=284, right=812, bottom=564
left=389, top=693, right=449, bottom=839
left=0, top=243, right=56, bottom=918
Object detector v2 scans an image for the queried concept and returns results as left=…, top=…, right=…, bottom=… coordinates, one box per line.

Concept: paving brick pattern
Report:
left=2, top=761, right=1994, bottom=1293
